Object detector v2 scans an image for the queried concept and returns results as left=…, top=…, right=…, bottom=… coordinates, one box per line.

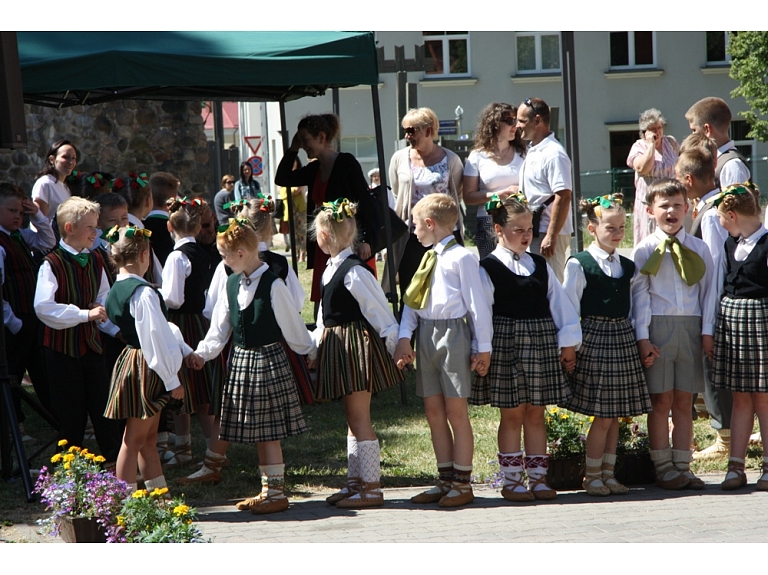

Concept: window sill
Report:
left=604, top=68, right=664, bottom=79
left=340, top=82, right=385, bottom=90
left=511, top=73, right=561, bottom=84
left=419, top=77, right=478, bottom=87
left=701, top=65, right=730, bottom=75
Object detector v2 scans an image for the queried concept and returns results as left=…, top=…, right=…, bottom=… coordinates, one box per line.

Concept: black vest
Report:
left=143, top=214, right=174, bottom=266
left=260, top=250, right=289, bottom=281
left=175, top=242, right=212, bottom=314
left=723, top=233, right=768, bottom=299
left=226, top=270, right=282, bottom=348
left=321, top=255, right=370, bottom=326
left=571, top=251, right=634, bottom=318
left=480, top=253, right=551, bottom=319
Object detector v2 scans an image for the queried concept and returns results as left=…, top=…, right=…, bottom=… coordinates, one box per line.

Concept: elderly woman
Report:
left=627, top=108, right=680, bottom=245
left=386, top=107, right=464, bottom=302
left=463, top=102, right=526, bottom=259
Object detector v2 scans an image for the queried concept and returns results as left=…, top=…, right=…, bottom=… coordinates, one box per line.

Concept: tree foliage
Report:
left=729, top=31, right=768, bottom=142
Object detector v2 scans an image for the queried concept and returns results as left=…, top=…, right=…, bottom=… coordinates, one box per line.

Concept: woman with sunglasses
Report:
left=463, top=103, right=527, bottom=259
left=386, top=107, right=464, bottom=302
left=214, top=174, right=236, bottom=226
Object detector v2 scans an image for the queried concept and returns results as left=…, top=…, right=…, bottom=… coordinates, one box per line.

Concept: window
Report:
left=516, top=32, right=561, bottom=73
left=340, top=136, right=377, bottom=161
left=706, top=32, right=730, bottom=64
left=423, top=32, right=469, bottom=76
left=610, top=32, right=655, bottom=68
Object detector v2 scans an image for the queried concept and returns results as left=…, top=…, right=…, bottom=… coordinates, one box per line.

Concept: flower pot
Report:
left=546, top=454, right=585, bottom=490
left=57, top=516, right=106, bottom=543
left=615, top=451, right=655, bottom=486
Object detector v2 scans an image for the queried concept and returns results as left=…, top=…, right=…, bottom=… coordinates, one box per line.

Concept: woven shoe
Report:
left=438, top=482, right=474, bottom=508
left=335, top=482, right=384, bottom=509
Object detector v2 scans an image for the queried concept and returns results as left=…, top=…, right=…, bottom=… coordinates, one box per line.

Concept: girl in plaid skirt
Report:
left=563, top=194, right=650, bottom=497
left=193, top=217, right=316, bottom=514
left=471, top=194, right=581, bottom=502
left=103, top=225, right=192, bottom=493
left=311, top=199, right=403, bottom=509
left=711, top=184, right=768, bottom=491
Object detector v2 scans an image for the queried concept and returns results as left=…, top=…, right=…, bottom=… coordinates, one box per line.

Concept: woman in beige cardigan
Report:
left=385, top=107, right=464, bottom=303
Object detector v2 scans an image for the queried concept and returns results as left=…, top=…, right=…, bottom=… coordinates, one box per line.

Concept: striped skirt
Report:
left=104, top=347, right=170, bottom=420
left=471, top=316, right=570, bottom=408
left=168, top=312, right=221, bottom=413
left=315, top=319, right=403, bottom=401
left=713, top=296, right=768, bottom=392
left=564, top=316, right=650, bottom=417
left=220, top=343, right=307, bottom=444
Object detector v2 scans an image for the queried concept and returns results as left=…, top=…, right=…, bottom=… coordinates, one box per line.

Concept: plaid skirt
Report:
left=219, top=342, right=307, bottom=444
left=168, top=312, right=221, bottom=412
left=104, top=348, right=170, bottom=420
left=712, top=296, right=768, bottom=392
left=564, top=316, right=650, bottom=417
left=471, top=316, right=571, bottom=408
left=315, top=319, right=403, bottom=401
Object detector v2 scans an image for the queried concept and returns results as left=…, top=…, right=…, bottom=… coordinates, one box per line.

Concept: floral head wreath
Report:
left=586, top=193, right=622, bottom=218
left=253, top=192, right=271, bottom=212
left=711, top=183, right=757, bottom=208
left=485, top=193, right=527, bottom=213
left=321, top=198, right=353, bottom=222
left=217, top=216, right=256, bottom=235
left=177, top=196, right=204, bottom=209
left=112, top=173, right=148, bottom=190
left=105, top=224, right=152, bottom=244
left=86, top=172, right=107, bottom=189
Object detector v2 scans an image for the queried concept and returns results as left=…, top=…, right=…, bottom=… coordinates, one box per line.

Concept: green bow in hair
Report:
left=586, top=194, right=622, bottom=209
left=223, top=199, right=249, bottom=211
left=128, top=172, right=148, bottom=188
left=218, top=216, right=255, bottom=235
left=125, top=226, right=152, bottom=240
left=711, top=184, right=750, bottom=208
left=322, top=198, right=353, bottom=222
left=179, top=196, right=203, bottom=207
left=105, top=225, right=121, bottom=244
left=485, top=194, right=504, bottom=212
left=86, top=173, right=106, bottom=188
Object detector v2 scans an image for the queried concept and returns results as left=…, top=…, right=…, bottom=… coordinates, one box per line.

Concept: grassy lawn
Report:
left=0, top=250, right=764, bottom=525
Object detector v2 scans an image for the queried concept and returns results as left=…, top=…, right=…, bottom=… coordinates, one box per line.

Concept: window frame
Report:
left=706, top=31, right=731, bottom=65
left=422, top=32, right=471, bottom=78
left=609, top=31, right=657, bottom=70
left=515, top=32, right=561, bottom=74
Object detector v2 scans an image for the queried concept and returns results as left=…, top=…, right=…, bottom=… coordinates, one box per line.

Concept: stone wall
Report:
left=0, top=100, right=209, bottom=197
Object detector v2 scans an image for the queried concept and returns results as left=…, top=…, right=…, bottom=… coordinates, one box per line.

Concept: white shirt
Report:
left=718, top=141, right=752, bottom=188
left=463, top=149, right=523, bottom=217
left=1, top=211, right=57, bottom=333
left=485, top=245, right=581, bottom=349
left=520, top=132, right=574, bottom=235
left=399, top=235, right=493, bottom=354
left=696, top=188, right=729, bottom=270
left=563, top=243, right=629, bottom=320
left=34, top=239, right=120, bottom=337
left=313, top=248, right=400, bottom=355
left=196, top=263, right=316, bottom=361
left=160, top=236, right=195, bottom=309
left=31, top=175, right=70, bottom=217
left=631, top=227, right=718, bottom=340
left=127, top=213, right=163, bottom=285
left=114, top=273, right=192, bottom=391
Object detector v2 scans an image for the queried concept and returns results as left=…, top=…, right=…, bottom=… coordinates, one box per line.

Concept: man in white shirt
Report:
left=685, top=97, right=752, bottom=188
left=516, top=97, right=573, bottom=283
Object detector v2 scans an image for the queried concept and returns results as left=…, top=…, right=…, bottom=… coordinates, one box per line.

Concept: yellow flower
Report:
left=63, top=462, right=71, bottom=470
left=620, top=417, right=633, bottom=424
left=68, top=446, right=81, bottom=453
left=546, top=416, right=552, bottom=423
left=94, top=455, right=106, bottom=463
left=117, top=516, right=125, bottom=526
left=173, top=504, right=190, bottom=516
left=57, top=439, right=68, bottom=447
left=50, top=453, right=63, bottom=464
left=132, top=489, right=148, bottom=499
left=186, top=519, right=193, bottom=525
left=560, top=414, right=569, bottom=420
left=549, top=407, right=559, bottom=415
left=80, top=448, right=89, bottom=456
left=84, top=453, right=95, bottom=460
left=150, top=487, right=169, bottom=497
left=63, top=453, right=76, bottom=463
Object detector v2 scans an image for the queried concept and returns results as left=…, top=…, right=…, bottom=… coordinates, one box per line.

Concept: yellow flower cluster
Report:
left=57, top=439, right=68, bottom=447
left=173, top=504, right=190, bottom=517
left=150, top=487, right=169, bottom=497
left=620, top=417, right=633, bottom=424
left=94, top=455, right=106, bottom=463
left=63, top=453, right=75, bottom=463
left=132, top=489, right=148, bottom=499
left=117, top=515, right=125, bottom=526
left=50, top=453, right=63, bottom=464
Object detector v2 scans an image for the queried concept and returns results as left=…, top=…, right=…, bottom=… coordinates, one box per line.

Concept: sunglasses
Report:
left=403, top=126, right=423, bottom=136
left=525, top=98, right=546, bottom=117
left=224, top=180, right=235, bottom=185
left=501, top=116, right=517, bottom=126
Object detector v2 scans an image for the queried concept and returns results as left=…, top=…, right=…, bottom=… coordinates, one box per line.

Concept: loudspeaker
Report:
left=0, top=32, right=27, bottom=150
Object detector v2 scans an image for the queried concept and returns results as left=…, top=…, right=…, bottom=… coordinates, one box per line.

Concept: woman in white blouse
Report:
left=32, top=140, right=78, bottom=219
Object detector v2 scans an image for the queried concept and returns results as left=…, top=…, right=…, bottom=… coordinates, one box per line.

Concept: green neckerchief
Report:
left=640, top=234, right=706, bottom=286
left=403, top=238, right=458, bottom=309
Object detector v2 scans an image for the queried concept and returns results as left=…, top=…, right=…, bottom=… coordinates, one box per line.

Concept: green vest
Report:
left=106, top=277, right=168, bottom=348
left=571, top=251, right=634, bottom=319
left=226, top=270, right=282, bottom=349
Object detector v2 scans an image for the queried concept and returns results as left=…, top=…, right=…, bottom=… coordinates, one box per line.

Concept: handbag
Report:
left=367, top=185, right=408, bottom=253
left=531, top=195, right=555, bottom=238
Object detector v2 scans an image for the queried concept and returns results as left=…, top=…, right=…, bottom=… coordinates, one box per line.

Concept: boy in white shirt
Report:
left=631, top=179, right=718, bottom=490
left=394, top=194, right=492, bottom=508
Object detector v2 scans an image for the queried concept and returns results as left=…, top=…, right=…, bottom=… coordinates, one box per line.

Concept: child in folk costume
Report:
left=193, top=217, right=316, bottom=514
left=562, top=194, right=651, bottom=496
left=470, top=194, right=580, bottom=502
left=312, top=199, right=402, bottom=509
left=711, top=184, right=768, bottom=491
left=160, top=197, right=218, bottom=467
left=102, top=225, right=193, bottom=493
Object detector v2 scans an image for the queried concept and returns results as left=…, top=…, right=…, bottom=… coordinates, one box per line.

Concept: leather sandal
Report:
left=501, top=475, right=535, bottom=502
left=582, top=476, right=610, bottom=497
left=721, top=464, right=748, bottom=491
left=326, top=477, right=361, bottom=505
left=235, top=493, right=266, bottom=511
left=411, top=480, right=451, bottom=504
left=163, top=443, right=193, bottom=469
left=438, top=481, right=474, bottom=508
left=528, top=475, right=557, bottom=500
left=250, top=494, right=289, bottom=514
left=335, top=481, right=384, bottom=509
left=602, top=474, right=629, bottom=495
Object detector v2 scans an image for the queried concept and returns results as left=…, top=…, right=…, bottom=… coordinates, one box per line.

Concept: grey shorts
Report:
left=645, top=315, right=704, bottom=395
left=415, top=318, right=472, bottom=399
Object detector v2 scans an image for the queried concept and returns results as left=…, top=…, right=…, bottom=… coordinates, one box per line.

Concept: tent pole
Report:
left=371, top=84, right=407, bottom=405
left=278, top=100, right=298, bottom=275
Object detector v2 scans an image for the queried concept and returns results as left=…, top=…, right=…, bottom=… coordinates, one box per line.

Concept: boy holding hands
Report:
left=394, top=194, right=492, bottom=508
left=631, top=179, right=719, bottom=490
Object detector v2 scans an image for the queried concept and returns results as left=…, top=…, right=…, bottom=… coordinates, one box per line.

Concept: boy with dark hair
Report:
left=143, top=172, right=180, bottom=265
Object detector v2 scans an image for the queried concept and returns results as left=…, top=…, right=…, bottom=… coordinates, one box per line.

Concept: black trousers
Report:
left=43, top=347, right=122, bottom=462
left=5, top=314, right=51, bottom=421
